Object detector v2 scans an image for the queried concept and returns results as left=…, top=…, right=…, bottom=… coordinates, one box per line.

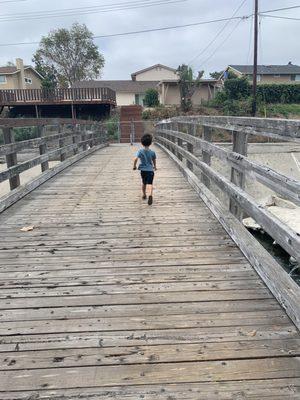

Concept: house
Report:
left=73, top=80, right=160, bottom=107
left=158, top=79, right=220, bottom=106
left=74, top=64, right=178, bottom=107
left=131, top=64, right=178, bottom=81
left=74, top=63, right=219, bottom=107
left=0, top=58, right=43, bottom=89
left=225, top=63, right=300, bottom=83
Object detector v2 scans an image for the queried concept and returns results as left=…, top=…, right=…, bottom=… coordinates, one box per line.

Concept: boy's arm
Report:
left=133, top=157, right=138, bottom=170
left=153, top=158, right=157, bottom=170
left=153, top=152, right=157, bottom=170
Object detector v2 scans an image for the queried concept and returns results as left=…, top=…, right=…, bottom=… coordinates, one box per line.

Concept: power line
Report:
left=260, top=5, right=300, bottom=14
left=198, top=18, right=243, bottom=68
left=0, top=0, right=187, bottom=22
left=0, top=0, right=26, bottom=3
left=188, top=0, right=247, bottom=65
left=261, top=14, right=300, bottom=21
left=0, top=15, right=248, bottom=47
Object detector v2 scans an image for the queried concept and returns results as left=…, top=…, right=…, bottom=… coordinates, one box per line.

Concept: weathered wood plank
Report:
left=0, top=143, right=108, bottom=214
left=157, top=135, right=300, bottom=262
left=156, top=142, right=300, bottom=329
left=2, top=339, right=299, bottom=371
left=0, top=144, right=299, bottom=397
left=1, top=357, right=300, bottom=391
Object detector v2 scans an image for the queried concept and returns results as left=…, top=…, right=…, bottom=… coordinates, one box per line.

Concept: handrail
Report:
left=171, top=115, right=300, bottom=142
left=0, top=119, right=109, bottom=212
left=155, top=116, right=300, bottom=329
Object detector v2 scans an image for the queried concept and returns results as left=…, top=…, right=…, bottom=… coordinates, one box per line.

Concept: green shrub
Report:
left=13, top=127, right=39, bottom=142
left=222, top=98, right=253, bottom=116
left=144, top=89, right=160, bottom=107
left=224, top=77, right=251, bottom=100
left=256, top=83, right=300, bottom=103
left=105, top=115, right=119, bottom=141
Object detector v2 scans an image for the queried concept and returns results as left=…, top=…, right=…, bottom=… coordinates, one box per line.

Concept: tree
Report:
left=210, top=71, right=223, bottom=79
left=177, top=64, right=202, bottom=111
left=32, top=23, right=105, bottom=87
left=144, top=89, right=159, bottom=107
left=33, top=53, right=58, bottom=90
left=210, top=70, right=237, bottom=80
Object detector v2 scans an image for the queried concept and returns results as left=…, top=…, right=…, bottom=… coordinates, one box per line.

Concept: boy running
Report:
left=133, top=134, right=157, bottom=205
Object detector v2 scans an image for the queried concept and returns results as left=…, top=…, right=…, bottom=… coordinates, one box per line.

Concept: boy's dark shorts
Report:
left=141, top=171, right=154, bottom=185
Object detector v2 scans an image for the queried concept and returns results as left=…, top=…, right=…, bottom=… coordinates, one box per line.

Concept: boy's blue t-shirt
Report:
left=136, top=148, right=156, bottom=171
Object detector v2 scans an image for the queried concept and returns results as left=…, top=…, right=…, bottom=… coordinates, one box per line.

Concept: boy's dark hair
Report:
left=141, top=134, right=153, bottom=147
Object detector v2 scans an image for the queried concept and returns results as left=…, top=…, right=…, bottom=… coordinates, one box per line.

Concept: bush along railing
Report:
left=0, top=118, right=108, bottom=212
left=155, top=115, right=300, bottom=329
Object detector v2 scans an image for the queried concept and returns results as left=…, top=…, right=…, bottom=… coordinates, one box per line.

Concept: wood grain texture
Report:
left=0, top=144, right=299, bottom=399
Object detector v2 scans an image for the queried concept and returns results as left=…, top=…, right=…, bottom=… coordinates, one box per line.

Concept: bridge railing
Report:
left=155, top=115, right=300, bottom=329
left=0, top=118, right=108, bottom=212
left=0, top=87, right=116, bottom=105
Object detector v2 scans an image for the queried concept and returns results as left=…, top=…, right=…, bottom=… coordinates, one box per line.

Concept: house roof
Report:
left=131, top=64, right=177, bottom=78
left=158, top=78, right=219, bottom=84
left=0, top=65, right=44, bottom=79
left=229, top=64, right=300, bottom=75
left=73, top=80, right=159, bottom=94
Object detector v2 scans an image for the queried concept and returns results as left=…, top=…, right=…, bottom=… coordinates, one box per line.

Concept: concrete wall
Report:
left=161, top=83, right=213, bottom=106
left=135, top=67, right=178, bottom=81
left=116, top=92, right=136, bottom=106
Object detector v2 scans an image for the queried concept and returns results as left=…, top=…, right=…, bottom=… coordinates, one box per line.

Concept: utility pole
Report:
left=252, top=0, right=259, bottom=116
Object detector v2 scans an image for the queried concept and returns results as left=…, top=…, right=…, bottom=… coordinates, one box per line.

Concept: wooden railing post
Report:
left=174, top=121, right=183, bottom=161
left=72, top=124, right=79, bottom=155
left=186, top=123, right=194, bottom=171
left=201, top=126, right=213, bottom=187
left=58, top=124, right=67, bottom=162
left=229, top=131, right=249, bottom=220
left=38, top=124, right=49, bottom=172
left=82, top=125, right=87, bottom=151
left=3, top=127, right=20, bottom=190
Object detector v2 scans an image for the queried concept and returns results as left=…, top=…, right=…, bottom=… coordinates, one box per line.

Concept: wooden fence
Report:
left=155, top=116, right=300, bottom=329
left=0, top=118, right=108, bottom=213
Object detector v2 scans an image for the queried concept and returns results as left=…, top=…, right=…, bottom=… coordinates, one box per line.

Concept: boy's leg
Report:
left=148, top=172, right=154, bottom=205
left=142, top=183, right=147, bottom=199
left=141, top=172, right=147, bottom=199
left=149, top=184, right=153, bottom=196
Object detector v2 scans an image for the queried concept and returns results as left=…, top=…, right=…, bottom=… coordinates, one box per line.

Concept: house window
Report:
left=0, top=75, right=6, bottom=84
left=273, top=74, right=281, bottom=78
left=25, top=77, right=32, bottom=84
left=257, top=75, right=261, bottom=82
left=292, top=75, right=300, bottom=81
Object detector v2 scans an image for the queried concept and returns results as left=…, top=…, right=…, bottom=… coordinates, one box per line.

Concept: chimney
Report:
left=288, top=61, right=292, bottom=65
left=16, top=58, right=25, bottom=89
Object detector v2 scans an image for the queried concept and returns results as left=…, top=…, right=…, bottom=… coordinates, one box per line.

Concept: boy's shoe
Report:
left=142, top=195, right=147, bottom=200
left=148, top=195, right=153, bottom=205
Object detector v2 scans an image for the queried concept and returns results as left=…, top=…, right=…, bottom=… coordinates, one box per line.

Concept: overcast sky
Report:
left=0, top=0, right=299, bottom=79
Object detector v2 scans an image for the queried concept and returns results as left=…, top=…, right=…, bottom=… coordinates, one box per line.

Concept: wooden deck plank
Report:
left=0, top=144, right=299, bottom=398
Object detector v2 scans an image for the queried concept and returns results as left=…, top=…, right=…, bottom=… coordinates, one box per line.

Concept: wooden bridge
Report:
left=0, top=116, right=299, bottom=399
